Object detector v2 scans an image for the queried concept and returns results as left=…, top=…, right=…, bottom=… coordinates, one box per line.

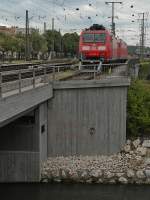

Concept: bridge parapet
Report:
left=0, top=84, right=53, bottom=128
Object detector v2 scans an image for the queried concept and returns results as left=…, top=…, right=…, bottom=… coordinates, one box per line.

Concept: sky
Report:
left=0, top=0, right=150, bottom=46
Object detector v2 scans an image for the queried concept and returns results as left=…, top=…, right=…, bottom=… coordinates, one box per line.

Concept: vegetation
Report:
left=139, top=62, right=150, bottom=80
left=127, top=80, right=150, bottom=138
left=0, top=30, right=79, bottom=61
left=62, top=32, right=79, bottom=56
left=128, top=45, right=150, bottom=56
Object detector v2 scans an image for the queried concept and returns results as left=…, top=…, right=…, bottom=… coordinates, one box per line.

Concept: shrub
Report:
left=139, top=63, right=150, bottom=80
left=127, top=80, right=150, bottom=137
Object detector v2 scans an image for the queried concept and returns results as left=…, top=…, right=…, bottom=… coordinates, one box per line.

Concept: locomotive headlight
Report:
left=98, top=46, right=106, bottom=51
left=82, top=46, right=90, bottom=51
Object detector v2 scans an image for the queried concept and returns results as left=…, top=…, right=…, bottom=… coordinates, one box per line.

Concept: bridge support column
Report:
left=0, top=102, right=48, bottom=182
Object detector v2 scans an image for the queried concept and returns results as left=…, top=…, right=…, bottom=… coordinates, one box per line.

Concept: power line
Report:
left=105, top=1, right=122, bottom=36
left=138, top=12, right=149, bottom=59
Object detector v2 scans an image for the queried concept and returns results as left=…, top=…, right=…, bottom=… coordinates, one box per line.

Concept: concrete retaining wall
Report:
left=48, top=78, right=130, bottom=156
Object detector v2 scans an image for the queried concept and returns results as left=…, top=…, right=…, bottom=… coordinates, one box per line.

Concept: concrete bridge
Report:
left=0, top=69, right=130, bottom=182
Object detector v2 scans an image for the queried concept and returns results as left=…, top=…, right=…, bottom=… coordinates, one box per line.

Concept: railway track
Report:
left=60, top=62, right=129, bottom=81
left=1, top=62, right=77, bottom=83
left=0, top=59, right=77, bottom=72
left=1, top=58, right=139, bottom=83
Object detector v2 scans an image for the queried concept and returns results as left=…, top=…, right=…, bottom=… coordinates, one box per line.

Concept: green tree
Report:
left=62, top=32, right=79, bottom=56
left=31, top=31, right=48, bottom=58
left=127, top=80, right=150, bottom=137
left=44, top=30, right=61, bottom=52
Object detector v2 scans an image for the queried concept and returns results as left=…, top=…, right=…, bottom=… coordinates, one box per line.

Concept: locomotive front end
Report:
left=79, top=25, right=109, bottom=63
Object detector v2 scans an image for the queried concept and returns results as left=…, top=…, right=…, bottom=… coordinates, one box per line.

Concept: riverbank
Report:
left=41, top=139, right=150, bottom=184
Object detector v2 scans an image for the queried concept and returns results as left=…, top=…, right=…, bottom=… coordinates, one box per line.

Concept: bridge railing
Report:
left=0, top=67, right=50, bottom=98
left=77, top=62, right=129, bottom=80
left=0, top=64, right=73, bottom=98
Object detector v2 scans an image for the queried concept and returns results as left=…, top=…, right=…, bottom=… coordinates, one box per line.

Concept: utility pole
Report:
left=52, top=18, right=55, bottom=52
left=25, top=10, right=30, bottom=61
left=52, top=18, right=54, bottom=31
left=44, top=22, right=47, bottom=33
left=105, top=1, right=122, bottom=36
left=138, top=12, right=148, bottom=59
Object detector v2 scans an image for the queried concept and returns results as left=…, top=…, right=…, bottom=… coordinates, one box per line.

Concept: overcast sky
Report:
left=0, top=0, right=150, bottom=46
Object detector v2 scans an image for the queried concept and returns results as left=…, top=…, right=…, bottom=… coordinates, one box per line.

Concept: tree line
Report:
left=0, top=30, right=79, bottom=61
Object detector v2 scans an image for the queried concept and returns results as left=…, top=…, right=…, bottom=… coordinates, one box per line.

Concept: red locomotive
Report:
left=79, top=24, right=128, bottom=63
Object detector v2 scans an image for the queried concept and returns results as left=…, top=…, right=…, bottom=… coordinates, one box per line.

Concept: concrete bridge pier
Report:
left=0, top=102, right=48, bottom=182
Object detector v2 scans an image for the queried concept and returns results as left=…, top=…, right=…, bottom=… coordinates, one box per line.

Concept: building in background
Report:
left=15, top=27, right=39, bottom=35
left=0, top=26, right=39, bottom=35
left=0, top=26, right=16, bottom=35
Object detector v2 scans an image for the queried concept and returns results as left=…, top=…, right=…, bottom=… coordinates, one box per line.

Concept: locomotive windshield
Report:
left=83, top=33, right=94, bottom=42
left=83, top=33, right=106, bottom=43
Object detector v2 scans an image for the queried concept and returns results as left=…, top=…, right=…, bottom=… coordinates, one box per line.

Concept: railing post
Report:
left=57, top=66, right=60, bottom=73
left=33, top=68, right=35, bottom=88
left=44, top=67, right=47, bottom=84
left=19, top=70, right=21, bottom=93
left=94, top=65, right=96, bottom=79
left=0, top=72, right=2, bottom=98
left=52, top=67, right=55, bottom=81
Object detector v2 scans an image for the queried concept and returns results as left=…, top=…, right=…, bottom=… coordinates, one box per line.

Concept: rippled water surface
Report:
left=0, top=184, right=150, bottom=200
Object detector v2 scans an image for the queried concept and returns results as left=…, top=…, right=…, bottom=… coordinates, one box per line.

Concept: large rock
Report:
left=61, top=169, right=68, bottom=179
left=135, top=155, right=143, bottom=164
left=145, top=170, right=150, bottom=178
left=96, top=178, right=103, bottom=184
left=136, top=147, right=147, bottom=156
left=51, top=169, right=60, bottom=178
left=105, top=171, right=115, bottom=179
left=133, top=139, right=141, bottom=149
left=116, top=173, right=125, bottom=178
left=127, top=169, right=135, bottom=178
left=118, top=177, right=128, bottom=184
left=126, top=140, right=131, bottom=145
left=109, top=179, right=116, bottom=184
left=136, top=170, right=146, bottom=179
left=124, top=144, right=131, bottom=153
left=69, top=171, right=79, bottom=181
left=142, top=140, right=150, bottom=148
left=90, top=169, right=102, bottom=178
left=144, top=158, right=150, bottom=166
left=86, top=179, right=93, bottom=184
left=53, top=178, right=62, bottom=183
left=80, top=170, right=89, bottom=180
left=135, top=179, right=145, bottom=185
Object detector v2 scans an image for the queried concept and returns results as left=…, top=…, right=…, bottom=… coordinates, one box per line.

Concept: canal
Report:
left=0, top=183, right=150, bottom=200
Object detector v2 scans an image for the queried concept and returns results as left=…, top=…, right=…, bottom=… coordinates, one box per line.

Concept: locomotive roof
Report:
left=87, top=24, right=106, bottom=30
left=82, top=24, right=109, bottom=33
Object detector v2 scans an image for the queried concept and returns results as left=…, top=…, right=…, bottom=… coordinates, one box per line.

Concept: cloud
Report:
left=0, top=0, right=149, bottom=46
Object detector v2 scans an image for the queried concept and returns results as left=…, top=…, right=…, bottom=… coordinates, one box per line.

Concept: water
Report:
left=0, top=183, right=150, bottom=200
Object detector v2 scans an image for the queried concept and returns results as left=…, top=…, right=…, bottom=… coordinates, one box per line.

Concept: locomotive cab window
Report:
left=94, top=33, right=106, bottom=43
left=83, top=33, right=106, bottom=43
left=83, top=33, right=94, bottom=42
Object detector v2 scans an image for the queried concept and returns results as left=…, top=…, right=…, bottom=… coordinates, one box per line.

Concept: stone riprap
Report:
left=41, top=139, right=150, bottom=184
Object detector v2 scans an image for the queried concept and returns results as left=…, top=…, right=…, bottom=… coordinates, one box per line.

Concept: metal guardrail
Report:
left=75, top=62, right=129, bottom=80
left=0, top=66, right=58, bottom=98
left=0, top=59, right=140, bottom=98
left=0, top=63, right=76, bottom=98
